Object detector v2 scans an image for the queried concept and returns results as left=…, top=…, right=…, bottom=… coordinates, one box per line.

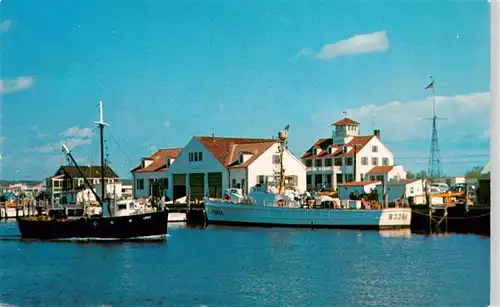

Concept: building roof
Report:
left=54, top=165, right=119, bottom=179
left=339, top=181, right=380, bottom=187
left=366, top=166, right=394, bottom=175
left=332, top=118, right=360, bottom=126
left=301, top=136, right=374, bottom=159
left=196, top=136, right=278, bottom=167
left=132, top=148, right=182, bottom=173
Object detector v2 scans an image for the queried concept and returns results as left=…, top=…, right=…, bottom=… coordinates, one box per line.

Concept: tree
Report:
left=465, top=166, right=483, bottom=178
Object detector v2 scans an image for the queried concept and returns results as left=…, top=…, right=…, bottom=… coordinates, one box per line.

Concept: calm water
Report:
left=0, top=221, right=490, bottom=307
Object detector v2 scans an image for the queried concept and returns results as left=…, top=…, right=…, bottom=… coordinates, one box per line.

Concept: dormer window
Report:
left=166, top=157, right=171, bottom=167
left=342, top=146, right=348, bottom=153
left=327, top=146, right=332, bottom=155
left=239, top=152, right=244, bottom=164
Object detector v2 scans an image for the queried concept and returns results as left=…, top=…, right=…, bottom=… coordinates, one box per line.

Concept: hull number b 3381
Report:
left=388, top=213, right=408, bottom=220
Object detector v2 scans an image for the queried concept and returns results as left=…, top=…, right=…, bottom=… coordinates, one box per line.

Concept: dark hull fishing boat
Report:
left=17, top=101, right=169, bottom=241
left=17, top=211, right=168, bottom=240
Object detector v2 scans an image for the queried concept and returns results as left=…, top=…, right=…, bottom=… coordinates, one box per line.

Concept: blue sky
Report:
left=0, top=1, right=490, bottom=180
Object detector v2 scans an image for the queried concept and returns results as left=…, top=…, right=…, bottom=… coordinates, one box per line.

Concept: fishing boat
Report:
left=204, top=126, right=412, bottom=229
left=17, top=101, right=169, bottom=240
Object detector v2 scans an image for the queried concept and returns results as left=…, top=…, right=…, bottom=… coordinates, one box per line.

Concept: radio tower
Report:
left=425, top=77, right=445, bottom=179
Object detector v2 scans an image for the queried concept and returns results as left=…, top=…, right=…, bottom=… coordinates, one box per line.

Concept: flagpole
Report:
left=430, top=76, right=436, bottom=118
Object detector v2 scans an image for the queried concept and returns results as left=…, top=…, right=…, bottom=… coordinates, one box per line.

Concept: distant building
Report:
left=131, top=148, right=182, bottom=198
left=120, top=179, right=133, bottom=199
left=365, top=165, right=407, bottom=185
left=46, top=165, right=119, bottom=203
left=165, top=136, right=306, bottom=202
left=302, top=117, right=404, bottom=191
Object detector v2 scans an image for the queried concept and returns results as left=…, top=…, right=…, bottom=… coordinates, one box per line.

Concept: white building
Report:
left=338, top=178, right=428, bottom=205
left=375, top=179, right=428, bottom=205
left=365, top=165, right=407, bottom=184
left=165, top=136, right=306, bottom=202
left=120, top=179, right=133, bottom=199
left=302, top=117, right=404, bottom=191
left=131, top=148, right=182, bottom=199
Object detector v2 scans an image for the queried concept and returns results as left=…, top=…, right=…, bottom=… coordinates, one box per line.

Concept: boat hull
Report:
left=204, top=200, right=411, bottom=229
left=16, top=211, right=169, bottom=240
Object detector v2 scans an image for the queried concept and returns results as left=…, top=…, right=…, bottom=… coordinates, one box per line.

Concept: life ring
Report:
left=277, top=199, right=286, bottom=207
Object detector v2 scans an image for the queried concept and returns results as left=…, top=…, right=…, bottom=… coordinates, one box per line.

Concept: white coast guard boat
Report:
left=204, top=127, right=411, bottom=229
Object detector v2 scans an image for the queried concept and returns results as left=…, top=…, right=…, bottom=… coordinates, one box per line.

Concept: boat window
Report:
left=118, top=204, right=127, bottom=210
left=129, top=203, right=134, bottom=209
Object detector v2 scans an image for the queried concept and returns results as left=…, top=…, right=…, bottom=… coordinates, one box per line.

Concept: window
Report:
left=232, top=179, right=236, bottom=188
left=370, top=176, right=375, bottom=181
left=334, top=158, right=343, bottom=166
left=306, top=175, right=312, bottom=185
left=336, top=173, right=343, bottom=184
left=273, top=155, right=281, bottom=164
left=372, top=157, right=378, bottom=166
left=361, top=157, right=368, bottom=165
left=325, top=158, right=333, bottom=167
left=189, top=152, right=203, bottom=163
left=345, top=173, right=353, bottom=183
left=315, top=159, right=322, bottom=167
left=258, top=175, right=265, bottom=184
left=376, top=175, right=384, bottom=181
left=305, top=159, right=313, bottom=167
left=360, top=173, right=365, bottom=181
left=327, top=146, right=332, bottom=154
left=382, top=158, right=389, bottom=166
left=166, top=158, right=171, bottom=167
left=346, top=157, right=353, bottom=166
left=372, top=145, right=378, bottom=153
left=136, top=179, right=144, bottom=190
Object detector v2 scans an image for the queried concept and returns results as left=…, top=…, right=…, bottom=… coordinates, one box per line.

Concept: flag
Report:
left=425, top=81, right=434, bottom=90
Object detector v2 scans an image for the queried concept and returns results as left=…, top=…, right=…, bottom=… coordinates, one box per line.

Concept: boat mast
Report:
left=95, top=101, right=108, bottom=204
left=62, top=144, right=103, bottom=206
left=277, top=125, right=289, bottom=195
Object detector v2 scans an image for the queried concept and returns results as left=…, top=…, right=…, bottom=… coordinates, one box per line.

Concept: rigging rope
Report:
left=106, top=127, right=135, bottom=165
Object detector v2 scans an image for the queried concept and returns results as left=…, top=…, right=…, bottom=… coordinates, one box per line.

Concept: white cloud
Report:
left=330, top=92, right=490, bottom=142
left=60, top=126, right=94, bottom=138
left=30, top=125, right=48, bottom=139
left=163, top=120, right=171, bottom=128
left=0, top=20, right=12, bottom=33
left=315, top=31, right=389, bottom=60
left=0, top=76, right=36, bottom=94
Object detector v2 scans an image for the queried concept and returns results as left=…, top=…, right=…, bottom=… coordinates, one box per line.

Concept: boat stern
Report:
left=378, top=208, right=412, bottom=228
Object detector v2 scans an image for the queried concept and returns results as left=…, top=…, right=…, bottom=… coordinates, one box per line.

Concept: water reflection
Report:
left=378, top=228, right=412, bottom=238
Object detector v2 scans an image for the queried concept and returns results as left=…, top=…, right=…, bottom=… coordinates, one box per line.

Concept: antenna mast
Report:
left=424, top=77, right=446, bottom=179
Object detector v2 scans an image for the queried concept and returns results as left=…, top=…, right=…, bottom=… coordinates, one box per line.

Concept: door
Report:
left=207, top=172, right=223, bottom=198
left=173, top=174, right=186, bottom=201
left=189, top=173, right=205, bottom=201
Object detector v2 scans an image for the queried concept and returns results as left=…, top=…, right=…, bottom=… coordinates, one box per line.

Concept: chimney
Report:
left=374, top=129, right=380, bottom=139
